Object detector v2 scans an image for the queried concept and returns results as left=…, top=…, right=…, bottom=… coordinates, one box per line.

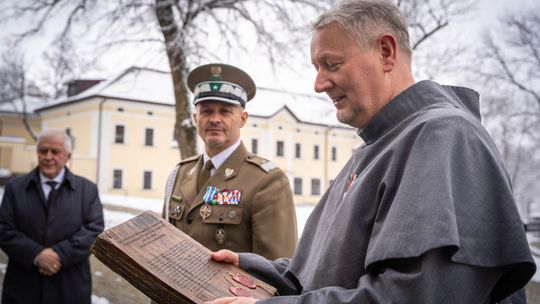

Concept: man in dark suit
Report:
left=163, top=63, right=297, bottom=260
left=0, top=128, right=104, bottom=304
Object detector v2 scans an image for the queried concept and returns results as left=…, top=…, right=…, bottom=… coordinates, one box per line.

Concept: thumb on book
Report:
left=210, top=250, right=239, bottom=267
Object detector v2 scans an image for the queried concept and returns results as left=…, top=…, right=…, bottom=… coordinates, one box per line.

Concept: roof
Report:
left=35, top=66, right=351, bottom=128
left=36, top=66, right=175, bottom=111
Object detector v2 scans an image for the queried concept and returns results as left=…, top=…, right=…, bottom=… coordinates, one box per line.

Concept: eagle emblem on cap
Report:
left=210, top=65, right=223, bottom=80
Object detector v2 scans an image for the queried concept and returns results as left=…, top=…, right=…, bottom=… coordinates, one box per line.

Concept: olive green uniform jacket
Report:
left=163, top=143, right=297, bottom=260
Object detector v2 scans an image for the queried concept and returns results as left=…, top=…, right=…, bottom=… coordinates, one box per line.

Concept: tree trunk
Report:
left=155, top=0, right=197, bottom=160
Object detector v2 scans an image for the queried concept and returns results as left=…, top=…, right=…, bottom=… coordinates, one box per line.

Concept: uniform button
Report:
left=187, top=214, right=193, bottom=224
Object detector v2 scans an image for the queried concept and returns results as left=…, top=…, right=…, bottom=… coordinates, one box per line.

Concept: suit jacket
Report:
left=0, top=167, right=104, bottom=304
left=165, top=143, right=297, bottom=260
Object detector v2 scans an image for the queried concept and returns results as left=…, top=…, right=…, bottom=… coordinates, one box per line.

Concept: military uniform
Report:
left=162, top=63, right=297, bottom=261
left=164, top=143, right=297, bottom=260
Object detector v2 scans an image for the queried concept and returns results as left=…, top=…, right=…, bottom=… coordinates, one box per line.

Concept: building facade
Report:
left=0, top=67, right=362, bottom=205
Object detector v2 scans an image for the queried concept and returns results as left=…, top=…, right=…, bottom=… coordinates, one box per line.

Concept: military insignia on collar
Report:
left=203, top=186, right=242, bottom=205
left=224, top=168, right=234, bottom=177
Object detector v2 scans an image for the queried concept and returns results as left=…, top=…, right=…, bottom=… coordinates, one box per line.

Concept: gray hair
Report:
left=37, top=129, right=73, bottom=153
left=313, top=0, right=412, bottom=56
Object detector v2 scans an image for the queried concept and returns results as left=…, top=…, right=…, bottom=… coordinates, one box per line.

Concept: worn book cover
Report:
left=91, top=210, right=276, bottom=304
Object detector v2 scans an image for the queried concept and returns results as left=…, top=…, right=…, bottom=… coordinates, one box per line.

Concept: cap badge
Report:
left=210, top=65, right=223, bottom=80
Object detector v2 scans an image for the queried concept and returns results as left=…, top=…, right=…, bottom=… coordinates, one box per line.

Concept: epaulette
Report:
left=245, top=154, right=277, bottom=173
left=178, top=154, right=200, bottom=166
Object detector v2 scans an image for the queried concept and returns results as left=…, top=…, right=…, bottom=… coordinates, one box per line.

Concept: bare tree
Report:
left=0, top=0, right=475, bottom=158
left=396, top=0, right=476, bottom=80
left=475, top=5, right=540, bottom=218
left=40, top=36, right=94, bottom=99
left=0, top=49, right=48, bottom=141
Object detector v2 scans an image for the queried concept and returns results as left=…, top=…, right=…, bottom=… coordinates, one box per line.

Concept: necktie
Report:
left=46, top=181, right=58, bottom=205
left=197, top=160, right=213, bottom=192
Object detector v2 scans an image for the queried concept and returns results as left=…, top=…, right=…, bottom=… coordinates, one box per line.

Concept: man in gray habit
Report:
left=207, top=0, right=536, bottom=303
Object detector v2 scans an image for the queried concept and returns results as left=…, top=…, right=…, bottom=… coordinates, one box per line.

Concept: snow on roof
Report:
left=37, top=66, right=175, bottom=111
left=37, top=66, right=350, bottom=128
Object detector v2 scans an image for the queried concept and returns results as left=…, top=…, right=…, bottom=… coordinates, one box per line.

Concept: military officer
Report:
left=163, top=63, right=297, bottom=260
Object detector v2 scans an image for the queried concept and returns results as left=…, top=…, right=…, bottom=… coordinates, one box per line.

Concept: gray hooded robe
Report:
left=239, top=81, right=535, bottom=303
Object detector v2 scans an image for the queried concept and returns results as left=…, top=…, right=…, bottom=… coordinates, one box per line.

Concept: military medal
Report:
left=203, top=186, right=242, bottom=205
left=199, top=204, right=212, bottom=220
left=215, top=227, right=226, bottom=244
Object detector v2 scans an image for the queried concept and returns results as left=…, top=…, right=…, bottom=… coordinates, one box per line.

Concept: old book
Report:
left=91, top=210, right=276, bottom=304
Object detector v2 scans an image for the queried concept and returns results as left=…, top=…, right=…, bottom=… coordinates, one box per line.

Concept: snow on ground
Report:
left=91, top=294, right=110, bottom=304
left=103, top=209, right=140, bottom=229
left=99, top=194, right=162, bottom=213
left=295, top=204, right=314, bottom=238
left=533, top=256, right=540, bottom=283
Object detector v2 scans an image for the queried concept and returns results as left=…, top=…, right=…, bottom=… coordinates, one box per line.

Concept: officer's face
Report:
left=194, top=101, right=248, bottom=156
left=37, top=135, right=71, bottom=179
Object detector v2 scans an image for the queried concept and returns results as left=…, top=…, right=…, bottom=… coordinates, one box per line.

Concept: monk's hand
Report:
left=205, top=297, right=257, bottom=304
left=36, top=248, right=62, bottom=276
left=210, top=249, right=239, bottom=267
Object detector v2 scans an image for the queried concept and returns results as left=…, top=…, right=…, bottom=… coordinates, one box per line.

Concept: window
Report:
left=115, top=125, right=125, bottom=144
left=313, top=145, right=320, bottom=160
left=276, top=141, right=284, bottom=157
left=295, top=143, right=301, bottom=159
left=145, top=128, right=154, bottom=146
left=294, top=178, right=303, bottom=195
left=331, top=146, right=337, bottom=161
left=251, top=139, right=258, bottom=154
left=311, top=178, right=321, bottom=195
left=143, top=171, right=152, bottom=190
left=113, top=169, right=123, bottom=189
